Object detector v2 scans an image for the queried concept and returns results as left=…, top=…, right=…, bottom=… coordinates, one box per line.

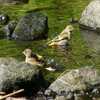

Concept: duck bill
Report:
left=37, top=54, right=43, bottom=60
left=22, top=51, right=25, bottom=55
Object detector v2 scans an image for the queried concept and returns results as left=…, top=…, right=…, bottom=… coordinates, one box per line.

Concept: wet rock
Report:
left=0, top=0, right=29, bottom=4
left=2, top=20, right=17, bottom=39
left=0, top=57, right=45, bottom=93
left=12, top=12, right=48, bottom=41
left=79, top=0, right=100, bottom=31
left=0, top=14, right=9, bottom=25
left=45, top=67, right=100, bottom=99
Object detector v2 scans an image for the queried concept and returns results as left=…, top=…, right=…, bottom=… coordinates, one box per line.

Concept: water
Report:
left=1, top=0, right=100, bottom=99
left=81, top=29, right=100, bottom=54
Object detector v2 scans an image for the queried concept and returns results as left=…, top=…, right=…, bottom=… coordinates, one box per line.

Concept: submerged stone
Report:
left=79, top=0, right=100, bottom=31
left=2, top=20, right=17, bottom=39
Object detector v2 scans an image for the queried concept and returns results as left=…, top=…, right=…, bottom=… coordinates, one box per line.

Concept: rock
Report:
left=0, top=14, right=9, bottom=25
left=12, top=12, right=48, bottom=41
left=45, top=67, right=100, bottom=99
left=2, top=20, right=17, bottom=39
left=0, top=0, right=29, bottom=4
left=79, top=0, right=100, bottom=31
left=79, top=0, right=100, bottom=53
left=0, top=57, right=45, bottom=93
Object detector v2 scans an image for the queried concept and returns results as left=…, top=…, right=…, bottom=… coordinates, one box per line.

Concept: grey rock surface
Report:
left=45, top=67, right=100, bottom=99
left=79, top=0, right=100, bottom=31
left=12, top=12, right=48, bottom=41
left=3, top=20, right=17, bottom=39
left=0, top=57, right=45, bottom=93
left=0, top=14, right=9, bottom=25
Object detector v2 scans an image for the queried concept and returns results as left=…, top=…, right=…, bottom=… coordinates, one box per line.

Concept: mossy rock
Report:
left=2, top=20, right=17, bottom=39
left=0, top=57, right=45, bottom=93
left=45, top=67, right=100, bottom=99
left=12, top=12, right=48, bottom=41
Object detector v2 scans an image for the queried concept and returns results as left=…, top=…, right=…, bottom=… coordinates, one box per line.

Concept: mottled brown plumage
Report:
left=48, top=25, right=74, bottom=47
left=23, top=49, right=44, bottom=66
left=23, top=49, right=56, bottom=71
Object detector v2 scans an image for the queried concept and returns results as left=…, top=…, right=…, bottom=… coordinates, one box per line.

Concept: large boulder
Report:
left=0, top=57, right=45, bottom=93
left=0, top=0, right=29, bottom=4
left=79, top=0, right=100, bottom=31
left=12, top=12, right=48, bottom=41
left=45, top=67, right=100, bottom=99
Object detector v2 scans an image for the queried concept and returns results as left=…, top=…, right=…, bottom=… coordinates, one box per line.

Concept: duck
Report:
left=48, top=39, right=68, bottom=47
left=23, top=49, right=56, bottom=71
left=23, top=48, right=44, bottom=67
left=58, top=25, right=74, bottom=40
left=48, top=25, right=74, bottom=47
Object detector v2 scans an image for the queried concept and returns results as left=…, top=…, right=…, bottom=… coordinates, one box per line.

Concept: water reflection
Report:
left=80, top=29, right=100, bottom=54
